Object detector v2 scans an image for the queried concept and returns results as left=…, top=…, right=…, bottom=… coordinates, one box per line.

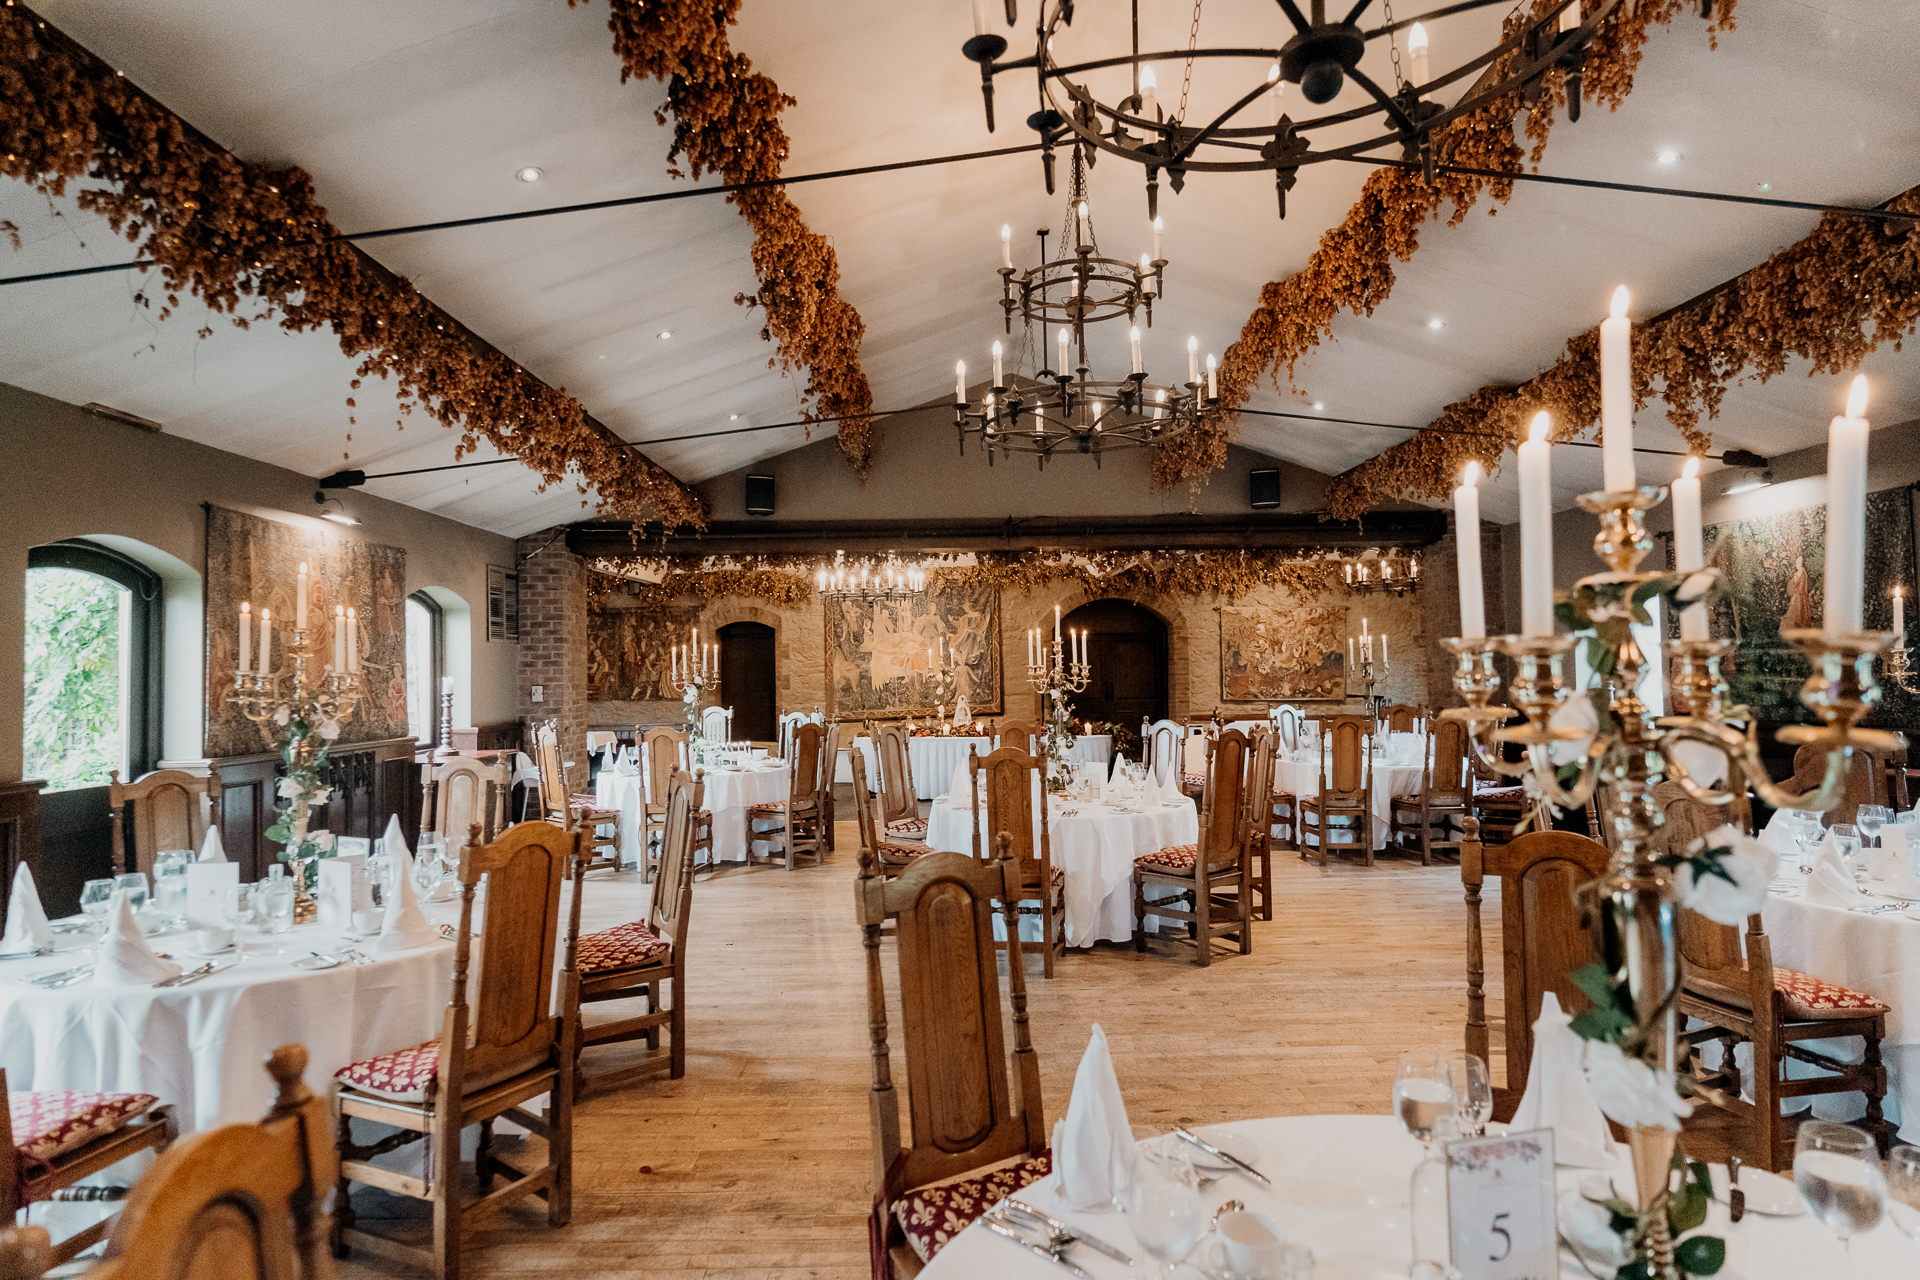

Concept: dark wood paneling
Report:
left=215, top=755, right=277, bottom=882
left=0, top=780, right=46, bottom=920
left=215, top=736, right=420, bottom=878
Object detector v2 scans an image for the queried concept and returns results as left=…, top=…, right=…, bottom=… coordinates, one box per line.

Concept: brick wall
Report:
left=515, top=528, right=588, bottom=766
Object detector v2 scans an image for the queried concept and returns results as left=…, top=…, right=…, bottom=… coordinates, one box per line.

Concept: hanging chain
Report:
left=1383, top=0, right=1403, bottom=90
left=1176, top=0, right=1203, bottom=124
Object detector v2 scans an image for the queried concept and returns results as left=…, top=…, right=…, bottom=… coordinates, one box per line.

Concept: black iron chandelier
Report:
left=961, top=0, right=1646, bottom=218
left=954, top=155, right=1219, bottom=469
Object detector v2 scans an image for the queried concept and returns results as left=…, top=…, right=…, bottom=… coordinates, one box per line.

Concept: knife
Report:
left=1174, top=1126, right=1271, bottom=1186
left=0, top=945, right=54, bottom=961
left=154, top=961, right=219, bottom=988
left=1003, top=1200, right=1134, bottom=1264
left=1727, top=1156, right=1745, bottom=1224
left=979, top=1214, right=1093, bottom=1279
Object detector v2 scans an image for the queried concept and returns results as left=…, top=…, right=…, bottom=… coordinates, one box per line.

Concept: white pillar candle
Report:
left=1408, top=23, right=1429, bottom=84
left=295, top=562, right=308, bottom=631
left=1381, top=634, right=1388, bottom=667
left=1349, top=637, right=1355, bottom=669
left=1187, top=336, right=1199, bottom=386
left=1000, top=223, right=1012, bottom=269
left=1825, top=375, right=1871, bottom=636
left=1058, top=327, right=1070, bottom=374
left=1130, top=326, right=1143, bottom=375
left=1451, top=462, right=1482, bottom=637
left=1600, top=286, right=1635, bottom=492
left=346, top=607, right=359, bottom=672
left=1897, top=587, right=1906, bottom=641
left=955, top=360, right=967, bottom=404
left=1519, top=412, right=1557, bottom=637
left=334, top=605, right=347, bottom=670
left=1206, top=354, right=1218, bottom=399
left=1139, top=65, right=1158, bottom=120
left=1152, top=216, right=1163, bottom=262
left=1076, top=201, right=1090, bottom=244
left=238, top=602, right=251, bottom=673
left=1054, top=605, right=1061, bottom=644
left=442, top=675, right=453, bottom=696
left=1672, top=457, right=1709, bottom=640
left=1140, top=254, right=1155, bottom=296
left=258, top=608, right=272, bottom=674
left=992, top=340, right=1004, bottom=388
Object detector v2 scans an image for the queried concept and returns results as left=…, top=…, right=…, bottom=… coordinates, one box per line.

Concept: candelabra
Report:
left=1341, top=551, right=1422, bottom=596
left=1350, top=654, right=1390, bottom=727
left=436, top=682, right=457, bottom=761
left=1027, top=633, right=1090, bottom=790
left=1885, top=641, right=1919, bottom=694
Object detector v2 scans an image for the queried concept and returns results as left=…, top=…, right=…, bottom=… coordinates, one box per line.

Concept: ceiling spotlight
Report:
left=515, top=166, right=543, bottom=183
left=1656, top=149, right=1680, bottom=165
left=1756, top=181, right=1773, bottom=191
left=657, top=331, right=673, bottom=340
left=1426, top=317, right=1444, bottom=330
left=1725, top=469, right=1773, bottom=495
left=598, top=354, right=607, bottom=360
left=1312, top=402, right=1325, bottom=411
left=729, top=414, right=740, bottom=420
left=314, top=491, right=361, bottom=524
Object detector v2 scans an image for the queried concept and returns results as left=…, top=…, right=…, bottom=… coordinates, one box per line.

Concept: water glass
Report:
left=113, top=872, right=149, bottom=913
left=1857, top=805, right=1892, bottom=848
left=79, top=878, right=116, bottom=923
left=1457, top=1053, right=1493, bottom=1138
left=223, top=885, right=256, bottom=932
left=1830, top=824, right=1862, bottom=872
left=1116, top=1140, right=1206, bottom=1279
left=1888, top=1144, right=1920, bottom=1247
left=1898, top=809, right=1919, bottom=828
left=416, top=834, right=447, bottom=892
left=1793, top=1121, right=1886, bottom=1271
left=153, top=849, right=191, bottom=924
left=1393, top=1051, right=1457, bottom=1148
left=365, top=851, right=393, bottom=910
left=261, top=876, right=296, bottom=935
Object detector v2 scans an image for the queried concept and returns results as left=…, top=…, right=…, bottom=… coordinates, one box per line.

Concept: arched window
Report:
left=405, top=590, right=445, bottom=745
left=24, top=540, right=162, bottom=790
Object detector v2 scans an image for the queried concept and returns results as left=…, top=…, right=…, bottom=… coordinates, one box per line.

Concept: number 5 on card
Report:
left=1445, top=1128, right=1557, bottom=1280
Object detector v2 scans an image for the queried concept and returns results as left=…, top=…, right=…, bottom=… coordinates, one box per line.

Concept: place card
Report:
left=335, top=836, right=372, bottom=859
left=316, top=855, right=371, bottom=928
left=1445, top=1128, right=1557, bottom=1280
left=185, top=861, right=239, bottom=928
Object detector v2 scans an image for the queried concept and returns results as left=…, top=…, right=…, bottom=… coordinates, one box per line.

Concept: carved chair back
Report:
left=1430, top=716, right=1471, bottom=801
left=1380, top=703, right=1423, bottom=735
left=642, top=725, right=686, bottom=819
left=1319, top=714, right=1372, bottom=801
left=849, top=750, right=883, bottom=853
left=1271, top=705, right=1301, bottom=754
left=532, top=721, right=569, bottom=826
left=1146, top=719, right=1183, bottom=787
left=995, top=720, right=1044, bottom=755
left=788, top=722, right=825, bottom=816
left=1240, top=727, right=1277, bottom=855
left=1790, top=741, right=1883, bottom=826
left=109, top=769, right=222, bottom=876
left=1198, top=729, right=1251, bottom=872
left=819, top=720, right=845, bottom=796
left=872, top=722, right=918, bottom=829
left=422, top=756, right=507, bottom=847
left=700, top=705, right=733, bottom=742
left=968, top=746, right=1050, bottom=884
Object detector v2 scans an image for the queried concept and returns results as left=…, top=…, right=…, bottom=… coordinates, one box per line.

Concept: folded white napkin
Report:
left=94, top=890, right=181, bottom=986
left=1053, top=1023, right=1133, bottom=1211
left=1759, top=811, right=1801, bottom=860
left=3, top=862, right=54, bottom=951
left=379, top=813, right=411, bottom=863
left=1511, top=992, right=1619, bottom=1169
left=374, top=844, right=444, bottom=953
left=1805, top=834, right=1870, bottom=908
left=195, top=826, right=227, bottom=863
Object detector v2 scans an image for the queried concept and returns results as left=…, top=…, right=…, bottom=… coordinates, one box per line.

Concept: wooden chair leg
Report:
left=551, top=1047, right=574, bottom=1228
left=670, top=967, right=687, bottom=1079
left=331, top=1112, right=355, bottom=1257
left=432, top=1101, right=462, bottom=1280
left=646, top=981, right=662, bottom=1050
left=1132, top=871, right=1147, bottom=953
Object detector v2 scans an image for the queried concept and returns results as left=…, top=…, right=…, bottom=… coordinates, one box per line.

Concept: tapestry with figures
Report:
left=1219, top=604, right=1348, bottom=702
left=827, top=588, right=1001, bottom=719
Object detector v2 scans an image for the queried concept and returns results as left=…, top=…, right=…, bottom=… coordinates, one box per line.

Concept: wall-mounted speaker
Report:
left=744, top=473, right=776, bottom=517
left=1248, top=467, right=1281, bottom=510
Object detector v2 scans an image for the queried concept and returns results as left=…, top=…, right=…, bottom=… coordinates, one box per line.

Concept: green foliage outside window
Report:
left=23, top=567, right=125, bottom=791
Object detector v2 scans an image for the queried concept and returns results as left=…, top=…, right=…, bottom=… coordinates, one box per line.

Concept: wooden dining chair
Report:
left=420, top=756, right=508, bottom=848
left=1390, top=717, right=1470, bottom=865
left=699, top=704, right=734, bottom=742
left=566, top=769, right=703, bottom=1094
left=1789, top=740, right=1886, bottom=825
left=81, top=1045, right=333, bottom=1280
left=851, top=751, right=927, bottom=879
left=1145, top=718, right=1183, bottom=788
left=534, top=719, right=621, bottom=874
left=1270, top=705, right=1301, bottom=754
left=857, top=840, right=1047, bottom=1278
left=1240, top=726, right=1278, bottom=921
left=994, top=719, right=1043, bottom=756
left=0, top=1077, right=176, bottom=1266
left=1298, top=713, right=1374, bottom=867
left=333, top=819, right=581, bottom=1279
left=1179, top=723, right=1212, bottom=799
left=1460, top=825, right=1611, bottom=1119
left=640, top=725, right=711, bottom=878
left=819, top=720, right=846, bottom=851
left=108, top=768, right=222, bottom=876
left=872, top=722, right=926, bottom=843
left=1134, top=727, right=1254, bottom=966
left=968, top=744, right=1065, bottom=977
left=747, top=722, right=826, bottom=871
left=1379, top=703, right=1423, bottom=735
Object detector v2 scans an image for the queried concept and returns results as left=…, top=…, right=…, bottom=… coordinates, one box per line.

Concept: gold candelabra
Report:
left=1884, top=641, right=1920, bottom=694
left=1027, top=633, right=1090, bottom=788
left=1350, top=655, right=1390, bottom=726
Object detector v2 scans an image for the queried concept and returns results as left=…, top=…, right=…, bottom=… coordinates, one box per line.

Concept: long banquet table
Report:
left=923, top=790, right=1198, bottom=947
left=920, top=1113, right=1902, bottom=1278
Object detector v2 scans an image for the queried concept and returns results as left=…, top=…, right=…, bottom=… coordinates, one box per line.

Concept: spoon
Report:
left=1210, top=1199, right=1246, bottom=1230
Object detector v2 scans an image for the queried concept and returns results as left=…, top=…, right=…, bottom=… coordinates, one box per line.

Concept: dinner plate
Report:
left=291, top=954, right=342, bottom=970
left=185, top=943, right=236, bottom=957
left=1708, top=1164, right=1804, bottom=1217
left=1183, top=1126, right=1261, bottom=1173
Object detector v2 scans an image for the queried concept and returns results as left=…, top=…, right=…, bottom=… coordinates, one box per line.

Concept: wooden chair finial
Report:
left=265, top=1044, right=311, bottom=1114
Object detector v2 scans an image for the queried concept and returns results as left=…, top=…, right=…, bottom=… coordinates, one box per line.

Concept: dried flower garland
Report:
left=576, top=0, right=875, bottom=476
left=1328, top=178, right=1920, bottom=518
left=0, top=9, right=707, bottom=528
left=1152, top=0, right=1735, bottom=494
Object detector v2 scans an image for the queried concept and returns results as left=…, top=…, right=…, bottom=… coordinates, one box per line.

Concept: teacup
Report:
left=1204, top=1209, right=1288, bottom=1280
left=351, top=909, right=384, bottom=936
left=189, top=926, right=234, bottom=954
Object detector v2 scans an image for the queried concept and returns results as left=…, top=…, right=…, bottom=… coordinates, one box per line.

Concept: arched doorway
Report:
left=718, top=621, right=777, bottom=743
left=1061, top=600, right=1167, bottom=732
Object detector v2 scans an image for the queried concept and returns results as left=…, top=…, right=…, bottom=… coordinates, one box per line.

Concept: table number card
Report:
left=1445, top=1128, right=1557, bottom=1280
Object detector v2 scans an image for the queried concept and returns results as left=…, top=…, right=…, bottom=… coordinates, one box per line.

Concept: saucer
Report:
left=185, top=943, right=236, bottom=958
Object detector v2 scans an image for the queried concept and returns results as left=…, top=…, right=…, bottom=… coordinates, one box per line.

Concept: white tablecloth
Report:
left=1066, top=735, right=1112, bottom=766
left=1273, top=752, right=1425, bottom=849
left=597, top=760, right=790, bottom=863
left=0, top=921, right=452, bottom=1134
left=923, top=793, right=1199, bottom=947
left=921, top=1113, right=1895, bottom=1279
left=841, top=737, right=995, bottom=800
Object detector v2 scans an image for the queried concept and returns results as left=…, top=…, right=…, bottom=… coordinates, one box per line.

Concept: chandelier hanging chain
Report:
left=1177, top=0, right=1204, bottom=124
left=1382, top=0, right=1403, bottom=91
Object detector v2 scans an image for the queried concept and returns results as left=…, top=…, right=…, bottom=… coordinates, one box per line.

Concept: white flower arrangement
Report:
left=1582, top=1040, right=1692, bottom=1131
left=1670, top=824, right=1777, bottom=927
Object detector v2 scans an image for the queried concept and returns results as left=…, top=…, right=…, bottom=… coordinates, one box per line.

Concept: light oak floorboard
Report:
left=335, top=818, right=1498, bottom=1279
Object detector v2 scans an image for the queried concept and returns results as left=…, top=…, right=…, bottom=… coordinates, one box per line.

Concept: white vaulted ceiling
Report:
left=1, top=0, right=1917, bottom=533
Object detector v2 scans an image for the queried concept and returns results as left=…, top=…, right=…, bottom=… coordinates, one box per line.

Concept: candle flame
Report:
left=1077, top=200, right=1088, bottom=221
left=241, top=601, right=250, bottom=615
left=1130, top=325, right=1140, bottom=343
left=260, top=608, right=270, bottom=621
left=1188, top=335, right=1198, bottom=351
left=1140, top=64, right=1157, bottom=91
left=1846, top=373, right=1869, bottom=419
left=956, top=359, right=965, bottom=377
left=1461, top=461, right=1480, bottom=487
left=1001, top=223, right=1010, bottom=241
left=1206, top=353, right=1217, bottom=370
left=1682, top=456, right=1700, bottom=480
left=992, top=339, right=1002, bottom=357
left=1153, top=216, right=1164, bottom=232
left=1528, top=411, right=1551, bottom=443
left=1610, top=285, right=1630, bottom=319
left=1267, top=61, right=1281, bottom=82
left=1408, top=22, right=1427, bottom=52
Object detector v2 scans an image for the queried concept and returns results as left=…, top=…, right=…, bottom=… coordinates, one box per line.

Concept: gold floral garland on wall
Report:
left=1327, top=179, right=1920, bottom=518
left=575, top=0, right=876, bottom=476
left=1152, top=0, right=1736, bottom=493
left=0, top=9, right=708, bottom=529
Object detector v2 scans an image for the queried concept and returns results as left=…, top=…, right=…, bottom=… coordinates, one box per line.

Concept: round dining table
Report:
left=1271, top=749, right=1426, bottom=851
left=919, top=1113, right=1904, bottom=1278
left=597, top=754, right=790, bottom=863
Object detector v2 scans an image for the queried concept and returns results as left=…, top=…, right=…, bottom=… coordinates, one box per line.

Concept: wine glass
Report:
left=365, top=849, right=393, bottom=910
left=1830, top=824, right=1863, bottom=875
left=223, top=885, right=256, bottom=933
left=1887, top=1144, right=1920, bottom=1250
left=1457, top=1053, right=1493, bottom=1138
left=1790, top=812, right=1825, bottom=875
left=1393, top=1050, right=1458, bottom=1150
left=113, top=872, right=149, bottom=913
left=1794, top=1121, right=1886, bottom=1272
left=1858, top=805, right=1892, bottom=850
left=79, top=878, right=116, bottom=927
left=1116, top=1138, right=1206, bottom=1279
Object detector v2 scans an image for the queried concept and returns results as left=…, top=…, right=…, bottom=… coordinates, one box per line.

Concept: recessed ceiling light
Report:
left=1426, top=317, right=1444, bottom=330
left=1756, top=181, right=1773, bottom=191
left=515, top=166, right=543, bottom=183
left=729, top=414, right=740, bottom=420
left=598, top=354, right=607, bottom=359
left=1312, top=402, right=1325, bottom=411
left=657, top=330, right=672, bottom=340
left=1656, top=149, right=1680, bottom=165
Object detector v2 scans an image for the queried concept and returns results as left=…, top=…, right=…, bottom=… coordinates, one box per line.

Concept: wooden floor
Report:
left=336, top=819, right=1500, bottom=1279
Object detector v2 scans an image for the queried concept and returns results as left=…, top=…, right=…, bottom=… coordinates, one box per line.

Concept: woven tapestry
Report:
left=827, top=588, right=1001, bottom=719
left=1219, top=605, right=1348, bottom=702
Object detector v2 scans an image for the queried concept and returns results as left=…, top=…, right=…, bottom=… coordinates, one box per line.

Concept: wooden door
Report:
left=1063, top=600, right=1167, bottom=727
left=720, top=622, right=777, bottom=743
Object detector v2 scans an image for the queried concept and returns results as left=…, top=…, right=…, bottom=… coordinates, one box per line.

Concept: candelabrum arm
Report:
left=1657, top=717, right=1848, bottom=814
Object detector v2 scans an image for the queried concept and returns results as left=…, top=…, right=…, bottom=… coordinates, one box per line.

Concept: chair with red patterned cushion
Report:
left=1, top=1075, right=175, bottom=1266
left=871, top=722, right=926, bottom=844
left=968, top=744, right=1065, bottom=978
left=851, top=752, right=924, bottom=880
left=563, top=769, right=704, bottom=1096
left=1133, top=727, right=1256, bottom=966
left=1298, top=714, right=1374, bottom=867
left=82, top=1044, right=333, bottom=1280
left=534, top=719, right=622, bottom=874
left=748, top=722, right=826, bottom=871
left=332, top=819, right=581, bottom=1278
left=1390, top=716, right=1470, bottom=866
left=858, top=837, right=1046, bottom=1279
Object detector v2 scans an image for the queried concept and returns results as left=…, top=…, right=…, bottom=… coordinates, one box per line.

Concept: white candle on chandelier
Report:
left=992, top=340, right=1004, bottom=388
left=1559, top=0, right=1580, bottom=33
left=258, top=606, right=274, bottom=675
left=334, top=605, right=346, bottom=670
left=1454, top=462, right=1485, bottom=638
left=1130, top=326, right=1143, bottom=375
left=346, top=607, right=359, bottom=672
left=971, top=0, right=989, bottom=36
left=1673, top=457, right=1709, bottom=640
left=672, top=644, right=679, bottom=682
left=1519, top=412, right=1556, bottom=637
left=1139, top=253, right=1155, bottom=297
left=1152, top=216, right=1163, bottom=263
left=1348, top=636, right=1355, bottom=670
left=1825, top=375, right=1871, bottom=637
left=1897, top=587, right=1907, bottom=642
left=295, top=561, right=308, bottom=630
left=1139, top=63, right=1158, bottom=120
left=955, top=360, right=967, bottom=405
left=1058, top=327, right=1070, bottom=374
left=1381, top=633, right=1388, bottom=667
left=1000, top=223, right=1012, bottom=269
left=1206, top=353, right=1218, bottom=400
left=1076, top=200, right=1090, bottom=243
left=1408, top=24, right=1429, bottom=85
left=1267, top=62, right=1284, bottom=125
left=1187, top=336, right=1199, bottom=386
left=1600, top=285, right=1636, bottom=492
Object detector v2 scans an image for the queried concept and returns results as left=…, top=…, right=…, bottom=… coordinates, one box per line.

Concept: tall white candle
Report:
left=1054, top=605, right=1061, bottom=644
left=295, top=562, right=309, bottom=630
left=1152, top=216, right=1163, bottom=262
left=346, top=608, right=359, bottom=672
left=334, top=605, right=347, bottom=670
left=1058, top=327, right=1070, bottom=374
left=1453, top=460, right=1485, bottom=639
left=1897, top=587, right=1906, bottom=641
left=1381, top=633, right=1388, bottom=667
left=258, top=608, right=272, bottom=675
left=441, top=675, right=453, bottom=695
left=1600, top=285, right=1635, bottom=492
left=992, top=340, right=1004, bottom=388
left=1000, top=223, right=1012, bottom=269
left=1825, top=375, right=1871, bottom=636
left=1206, top=354, right=1218, bottom=400
left=1130, top=326, right=1143, bottom=375
left=1408, top=22, right=1429, bottom=84
left=1348, top=637, right=1355, bottom=669
left=1140, top=253, right=1155, bottom=297
left=1672, top=457, right=1708, bottom=640
left=238, top=602, right=251, bottom=673
left=955, top=360, right=967, bottom=404
left=1519, top=412, right=1557, bottom=637
left=1187, top=336, right=1199, bottom=386
left=1076, top=200, right=1089, bottom=243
